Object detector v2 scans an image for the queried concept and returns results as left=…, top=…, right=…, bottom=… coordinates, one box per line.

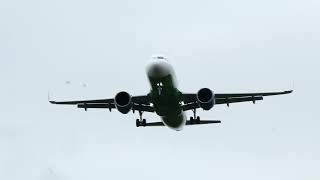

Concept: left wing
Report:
left=49, top=95, right=154, bottom=112
left=182, top=90, right=293, bottom=111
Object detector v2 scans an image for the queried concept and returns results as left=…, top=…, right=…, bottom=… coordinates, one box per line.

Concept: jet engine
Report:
left=114, top=91, right=132, bottom=114
left=196, top=88, right=215, bottom=110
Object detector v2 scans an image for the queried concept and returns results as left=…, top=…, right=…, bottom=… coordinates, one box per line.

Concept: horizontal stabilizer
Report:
left=186, top=120, right=221, bottom=125
left=144, top=122, right=165, bottom=126
left=143, top=120, right=221, bottom=127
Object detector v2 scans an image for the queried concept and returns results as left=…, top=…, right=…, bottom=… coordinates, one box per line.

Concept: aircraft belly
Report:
left=161, top=112, right=186, bottom=131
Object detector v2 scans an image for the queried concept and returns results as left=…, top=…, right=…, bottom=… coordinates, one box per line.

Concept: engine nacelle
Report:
left=196, top=88, right=215, bottom=110
left=114, top=91, right=132, bottom=114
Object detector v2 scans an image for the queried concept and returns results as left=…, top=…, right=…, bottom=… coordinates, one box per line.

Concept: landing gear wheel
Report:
left=191, top=108, right=201, bottom=124
left=190, top=116, right=194, bottom=124
left=142, top=119, right=147, bottom=127
left=196, top=116, right=201, bottom=124
left=135, top=111, right=146, bottom=127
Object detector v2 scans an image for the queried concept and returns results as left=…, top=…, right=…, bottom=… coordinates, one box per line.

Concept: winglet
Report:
left=48, top=90, right=56, bottom=104
left=291, top=81, right=295, bottom=93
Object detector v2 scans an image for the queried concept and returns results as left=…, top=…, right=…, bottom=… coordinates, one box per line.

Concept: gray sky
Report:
left=0, top=0, right=319, bottom=179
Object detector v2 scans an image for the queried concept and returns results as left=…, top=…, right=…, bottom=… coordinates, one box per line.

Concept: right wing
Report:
left=49, top=98, right=115, bottom=105
left=50, top=95, right=155, bottom=112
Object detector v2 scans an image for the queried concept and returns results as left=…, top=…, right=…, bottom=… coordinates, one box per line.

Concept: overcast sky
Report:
left=1, top=0, right=319, bottom=179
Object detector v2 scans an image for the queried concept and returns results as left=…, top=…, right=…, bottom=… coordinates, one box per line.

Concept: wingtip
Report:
left=282, top=90, right=293, bottom=95
left=286, top=90, right=294, bottom=94
left=48, top=90, right=56, bottom=104
left=48, top=90, right=51, bottom=103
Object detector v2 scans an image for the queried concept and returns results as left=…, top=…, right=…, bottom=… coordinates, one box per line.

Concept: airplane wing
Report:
left=49, top=98, right=115, bottom=105
left=182, top=90, right=293, bottom=111
left=49, top=95, right=154, bottom=112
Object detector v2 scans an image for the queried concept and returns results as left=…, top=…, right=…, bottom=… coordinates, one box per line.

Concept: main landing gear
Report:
left=190, top=108, right=201, bottom=124
left=136, top=111, right=147, bottom=127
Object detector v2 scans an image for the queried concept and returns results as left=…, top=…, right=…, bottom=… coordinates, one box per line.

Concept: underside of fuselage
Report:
left=146, top=57, right=186, bottom=130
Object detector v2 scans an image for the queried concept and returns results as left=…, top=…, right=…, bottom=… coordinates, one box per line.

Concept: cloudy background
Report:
left=1, top=0, right=319, bottom=179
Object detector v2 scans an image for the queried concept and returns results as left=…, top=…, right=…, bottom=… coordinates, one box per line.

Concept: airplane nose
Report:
left=147, top=63, right=168, bottom=78
left=151, top=64, right=163, bottom=75
left=146, top=57, right=173, bottom=78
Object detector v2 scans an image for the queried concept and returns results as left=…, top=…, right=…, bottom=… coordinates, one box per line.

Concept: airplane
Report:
left=50, top=55, right=293, bottom=131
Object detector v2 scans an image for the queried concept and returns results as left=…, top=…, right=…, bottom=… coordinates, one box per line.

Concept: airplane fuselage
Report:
left=146, top=58, right=187, bottom=131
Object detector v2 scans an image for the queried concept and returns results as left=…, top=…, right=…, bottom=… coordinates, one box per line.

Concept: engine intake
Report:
left=197, top=88, right=215, bottom=110
left=114, top=91, right=132, bottom=114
